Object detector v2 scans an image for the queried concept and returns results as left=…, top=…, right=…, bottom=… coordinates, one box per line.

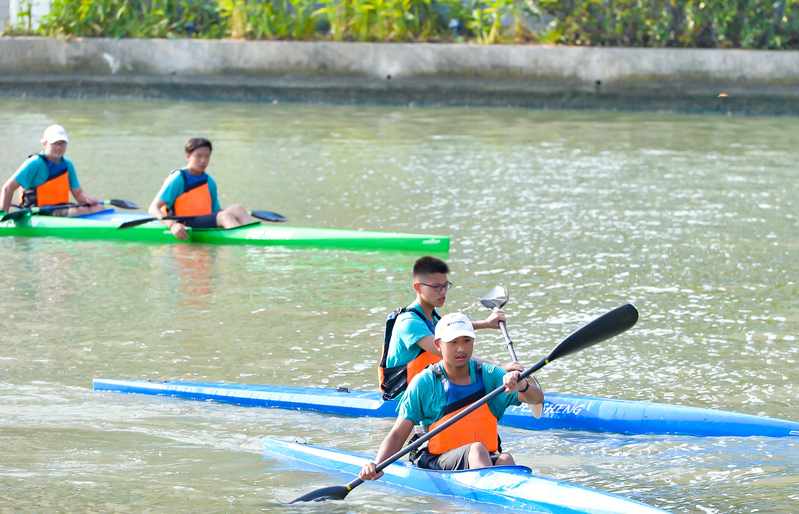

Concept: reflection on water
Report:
left=1, top=97, right=799, bottom=512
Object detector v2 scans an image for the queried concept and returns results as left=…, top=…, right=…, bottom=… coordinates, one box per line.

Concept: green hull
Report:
left=0, top=211, right=449, bottom=252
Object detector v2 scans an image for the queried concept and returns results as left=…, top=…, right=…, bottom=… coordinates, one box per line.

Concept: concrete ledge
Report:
left=2, top=36, right=799, bottom=113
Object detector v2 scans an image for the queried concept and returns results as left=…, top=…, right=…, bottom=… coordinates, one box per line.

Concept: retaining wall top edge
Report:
left=3, top=37, right=799, bottom=85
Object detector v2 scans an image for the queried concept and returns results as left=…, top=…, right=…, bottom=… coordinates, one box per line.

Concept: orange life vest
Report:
left=162, top=169, right=213, bottom=217
left=379, top=307, right=441, bottom=400
left=427, top=361, right=499, bottom=455
left=18, top=155, right=70, bottom=208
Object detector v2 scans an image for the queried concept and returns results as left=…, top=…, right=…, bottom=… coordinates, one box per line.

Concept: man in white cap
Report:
left=361, top=312, right=543, bottom=478
left=1, top=125, right=105, bottom=217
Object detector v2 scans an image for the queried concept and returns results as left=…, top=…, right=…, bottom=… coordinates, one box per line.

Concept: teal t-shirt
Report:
left=385, top=301, right=439, bottom=369
left=156, top=169, right=221, bottom=213
left=398, top=360, right=521, bottom=427
left=13, top=154, right=80, bottom=190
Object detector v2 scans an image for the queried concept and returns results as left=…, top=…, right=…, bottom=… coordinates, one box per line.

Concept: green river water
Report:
left=0, top=97, right=797, bottom=513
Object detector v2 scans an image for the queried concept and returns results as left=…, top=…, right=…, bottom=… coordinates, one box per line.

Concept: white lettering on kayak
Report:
left=508, top=400, right=589, bottom=417
left=245, top=229, right=295, bottom=240
left=422, top=238, right=441, bottom=245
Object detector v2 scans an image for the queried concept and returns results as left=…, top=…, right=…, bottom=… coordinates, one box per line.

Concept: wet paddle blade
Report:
left=289, top=485, right=351, bottom=503
left=547, top=304, right=639, bottom=362
left=108, top=199, right=141, bottom=209
left=252, top=210, right=287, bottom=222
left=480, top=285, right=508, bottom=311
left=118, top=218, right=156, bottom=229
left=1, top=209, right=30, bottom=222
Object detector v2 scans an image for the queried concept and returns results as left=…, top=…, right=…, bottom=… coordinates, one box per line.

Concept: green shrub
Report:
left=6, top=0, right=799, bottom=47
left=538, top=0, right=799, bottom=49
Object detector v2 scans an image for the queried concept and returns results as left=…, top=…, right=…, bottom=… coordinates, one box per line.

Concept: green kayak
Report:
left=0, top=209, right=450, bottom=252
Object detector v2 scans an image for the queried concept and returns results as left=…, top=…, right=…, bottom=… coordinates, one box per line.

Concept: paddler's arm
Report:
left=470, top=309, right=524, bottom=373
left=471, top=309, right=506, bottom=330
left=359, top=417, right=414, bottom=481
left=503, top=370, right=544, bottom=405
left=71, top=187, right=98, bottom=206
left=415, top=334, right=442, bottom=357
left=149, top=197, right=189, bottom=240
left=0, top=177, right=20, bottom=213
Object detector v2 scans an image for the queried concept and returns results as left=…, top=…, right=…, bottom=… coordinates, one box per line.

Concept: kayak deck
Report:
left=92, top=379, right=799, bottom=438
left=0, top=209, right=450, bottom=252
left=262, top=438, right=670, bottom=514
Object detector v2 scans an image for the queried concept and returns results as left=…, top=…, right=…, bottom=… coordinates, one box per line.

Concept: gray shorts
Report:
left=416, top=443, right=503, bottom=471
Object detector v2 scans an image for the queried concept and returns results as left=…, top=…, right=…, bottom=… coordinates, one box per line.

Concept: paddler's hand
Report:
left=503, top=370, right=528, bottom=394
left=482, top=309, right=506, bottom=329
left=499, top=361, right=524, bottom=373
left=170, top=222, right=190, bottom=240
left=85, top=195, right=99, bottom=206
left=359, top=461, right=383, bottom=481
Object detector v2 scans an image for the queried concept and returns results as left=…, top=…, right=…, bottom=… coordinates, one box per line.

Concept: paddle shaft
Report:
left=118, top=209, right=286, bottom=229
left=2, top=199, right=139, bottom=221
left=499, top=320, right=518, bottom=362
left=2, top=202, right=82, bottom=221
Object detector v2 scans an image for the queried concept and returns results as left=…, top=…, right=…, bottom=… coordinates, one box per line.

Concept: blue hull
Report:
left=261, top=438, right=669, bottom=513
left=92, top=379, right=799, bottom=438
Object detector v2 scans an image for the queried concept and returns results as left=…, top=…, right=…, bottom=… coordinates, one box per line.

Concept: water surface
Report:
left=1, top=98, right=797, bottom=513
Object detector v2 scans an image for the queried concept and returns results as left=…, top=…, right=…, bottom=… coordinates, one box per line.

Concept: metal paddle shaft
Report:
left=479, top=285, right=518, bottom=361
left=480, top=284, right=543, bottom=416
left=118, top=209, right=287, bottom=229
left=289, top=303, right=639, bottom=504
left=2, top=198, right=140, bottom=222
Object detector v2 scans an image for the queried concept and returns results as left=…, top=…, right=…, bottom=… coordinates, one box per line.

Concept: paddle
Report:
left=480, top=285, right=543, bottom=419
left=117, top=209, right=288, bottom=229
left=1, top=199, right=140, bottom=222
left=289, top=303, right=639, bottom=504
left=479, top=285, right=516, bottom=360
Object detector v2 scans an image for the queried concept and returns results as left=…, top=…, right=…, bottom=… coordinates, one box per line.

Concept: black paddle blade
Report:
left=480, top=285, right=508, bottom=311
left=289, top=485, right=351, bottom=503
left=252, top=210, right=287, bottom=223
left=1, top=210, right=30, bottom=222
left=108, top=199, right=141, bottom=209
left=547, top=304, right=639, bottom=362
left=117, top=218, right=155, bottom=229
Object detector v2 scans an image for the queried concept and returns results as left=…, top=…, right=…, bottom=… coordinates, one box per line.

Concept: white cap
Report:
left=435, top=313, right=476, bottom=343
left=42, top=125, right=69, bottom=144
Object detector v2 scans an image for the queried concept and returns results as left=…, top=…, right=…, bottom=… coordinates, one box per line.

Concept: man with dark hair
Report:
left=148, top=137, right=256, bottom=240
left=379, top=256, right=522, bottom=401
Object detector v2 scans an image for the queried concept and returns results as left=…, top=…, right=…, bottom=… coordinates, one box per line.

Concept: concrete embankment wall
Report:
left=2, top=36, right=799, bottom=114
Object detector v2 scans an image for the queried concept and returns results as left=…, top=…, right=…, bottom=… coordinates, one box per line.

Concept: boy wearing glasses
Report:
left=379, top=256, right=522, bottom=400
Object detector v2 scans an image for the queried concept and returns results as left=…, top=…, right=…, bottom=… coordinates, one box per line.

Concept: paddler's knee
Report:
left=226, top=203, right=248, bottom=217
left=494, top=453, right=516, bottom=466
left=467, top=442, right=492, bottom=468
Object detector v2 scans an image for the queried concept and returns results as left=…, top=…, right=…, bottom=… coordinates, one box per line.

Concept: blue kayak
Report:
left=93, top=379, right=799, bottom=438
left=262, top=438, right=670, bottom=513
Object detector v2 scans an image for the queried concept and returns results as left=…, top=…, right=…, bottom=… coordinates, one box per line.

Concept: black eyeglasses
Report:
left=419, top=281, right=453, bottom=293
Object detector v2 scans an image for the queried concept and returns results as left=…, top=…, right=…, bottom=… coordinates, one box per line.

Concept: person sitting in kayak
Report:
left=148, top=137, right=256, bottom=240
left=379, top=255, right=522, bottom=400
left=0, top=125, right=107, bottom=217
left=362, top=312, right=543, bottom=477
